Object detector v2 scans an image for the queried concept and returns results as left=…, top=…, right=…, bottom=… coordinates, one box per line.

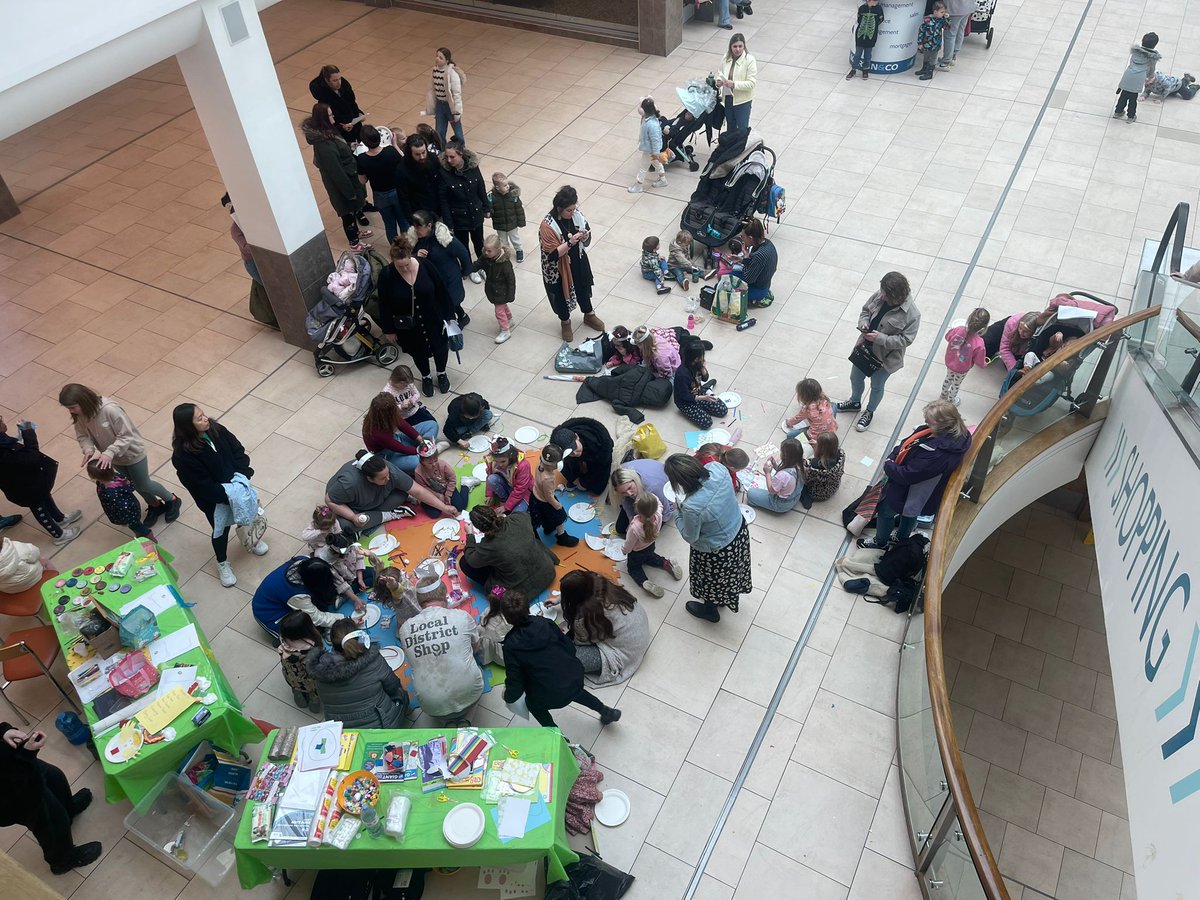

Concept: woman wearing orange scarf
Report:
left=858, top=400, right=971, bottom=549
left=539, top=185, right=605, bottom=342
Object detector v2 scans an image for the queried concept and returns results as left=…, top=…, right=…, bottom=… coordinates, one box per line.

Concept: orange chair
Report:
left=0, top=626, right=79, bottom=726
left=0, top=569, right=58, bottom=623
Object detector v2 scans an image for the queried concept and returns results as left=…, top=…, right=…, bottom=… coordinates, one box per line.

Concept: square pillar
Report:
left=640, top=0, right=683, bottom=56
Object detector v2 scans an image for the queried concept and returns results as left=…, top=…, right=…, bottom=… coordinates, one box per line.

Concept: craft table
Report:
left=41, top=538, right=262, bottom=805
left=233, top=727, right=580, bottom=888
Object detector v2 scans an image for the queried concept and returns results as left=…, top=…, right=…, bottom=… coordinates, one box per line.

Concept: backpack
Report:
left=755, top=179, right=786, bottom=222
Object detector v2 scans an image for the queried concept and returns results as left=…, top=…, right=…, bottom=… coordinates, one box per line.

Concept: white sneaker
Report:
left=435, top=440, right=451, bottom=453
left=494, top=330, right=512, bottom=344
left=650, top=176, right=668, bottom=188
left=53, top=525, right=80, bottom=546
left=217, top=561, right=236, bottom=587
left=627, top=184, right=644, bottom=194
left=461, top=477, right=482, bottom=490
left=61, top=509, right=83, bottom=526
left=252, top=540, right=269, bottom=556
left=469, top=272, right=483, bottom=284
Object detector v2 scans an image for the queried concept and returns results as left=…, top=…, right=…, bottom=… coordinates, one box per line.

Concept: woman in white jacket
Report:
left=426, top=48, right=465, bottom=146
left=59, top=384, right=181, bottom=527
left=0, top=537, right=48, bottom=594
left=715, top=33, right=757, bottom=132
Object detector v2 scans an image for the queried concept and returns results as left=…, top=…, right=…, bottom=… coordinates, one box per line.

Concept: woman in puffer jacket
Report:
left=437, top=141, right=490, bottom=262
left=407, top=210, right=474, bottom=324
left=306, top=618, right=407, bottom=728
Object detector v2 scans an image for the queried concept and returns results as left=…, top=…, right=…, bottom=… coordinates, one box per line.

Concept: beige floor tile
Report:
left=1018, top=732, right=1082, bottom=796
left=1038, top=654, right=1097, bottom=709
left=208, top=626, right=281, bottom=702
left=1037, top=788, right=1101, bottom=857
left=1003, top=683, right=1063, bottom=741
left=864, top=765, right=914, bottom=867
left=687, top=692, right=801, bottom=801
left=628, top=622, right=734, bottom=718
left=951, top=662, right=1011, bottom=719
left=1006, top=569, right=1062, bottom=616
left=999, top=824, right=1064, bottom=897
left=847, top=849, right=922, bottom=900
left=987, top=636, right=1046, bottom=689
left=591, top=687, right=702, bottom=794
left=623, top=844, right=694, bottom=900
left=1075, top=756, right=1129, bottom=818
left=720, top=624, right=795, bottom=708
left=1095, top=811, right=1134, bottom=876
left=1056, top=701, right=1117, bottom=762
left=965, top=711, right=1027, bottom=773
left=1022, top=609, right=1078, bottom=660
left=973, top=593, right=1030, bottom=643
left=1055, top=848, right=1125, bottom=900
left=734, top=843, right=848, bottom=900
left=70, top=837, right=187, bottom=900
left=821, top=624, right=899, bottom=717
left=1073, top=626, right=1112, bottom=675
left=646, top=762, right=732, bottom=867
left=792, top=689, right=894, bottom=799
left=586, top=770, right=664, bottom=872
left=981, top=765, right=1046, bottom=832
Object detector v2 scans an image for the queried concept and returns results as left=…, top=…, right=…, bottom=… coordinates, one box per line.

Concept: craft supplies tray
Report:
left=124, top=772, right=237, bottom=884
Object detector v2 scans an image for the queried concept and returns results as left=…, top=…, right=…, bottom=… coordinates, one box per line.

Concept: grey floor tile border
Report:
left=682, top=0, right=1102, bottom=894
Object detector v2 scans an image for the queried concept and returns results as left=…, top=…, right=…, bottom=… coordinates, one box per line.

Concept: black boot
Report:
left=685, top=600, right=720, bottom=623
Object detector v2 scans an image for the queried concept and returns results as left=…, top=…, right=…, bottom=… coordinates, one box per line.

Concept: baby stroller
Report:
left=680, top=127, right=777, bottom=248
left=969, top=0, right=997, bottom=48
left=305, top=249, right=400, bottom=377
left=661, top=79, right=719, bottom=172
left=997, top=292, right=1117, bottom=417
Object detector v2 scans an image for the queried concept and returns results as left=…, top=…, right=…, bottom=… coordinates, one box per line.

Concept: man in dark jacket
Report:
left=309, top=64, right=365, bottom=144
left=1, top=724, right=100, bottom=873
left=550, top=417, right=614, bottom=495
left=397, top=135, right=442, bottom=220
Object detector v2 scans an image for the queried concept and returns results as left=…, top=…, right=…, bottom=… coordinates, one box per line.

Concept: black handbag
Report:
left=849, top=341, right=882, bottom=376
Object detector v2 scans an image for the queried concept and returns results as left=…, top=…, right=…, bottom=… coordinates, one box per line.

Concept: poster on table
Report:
left=1084, top=369, right=1200, bottom=898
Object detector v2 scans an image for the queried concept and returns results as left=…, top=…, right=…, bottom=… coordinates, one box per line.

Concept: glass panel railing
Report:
left=897, top=608, right=948, bottom=851
left=924, top=821, right=989, bottom=899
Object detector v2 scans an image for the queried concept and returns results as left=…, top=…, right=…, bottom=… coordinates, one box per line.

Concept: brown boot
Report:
left=560, top=319, right=574, bottom=342
left=582, top=312, right=605, bottom=331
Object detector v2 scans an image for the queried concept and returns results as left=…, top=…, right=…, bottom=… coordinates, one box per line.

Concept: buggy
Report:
left=680, top=127, right=777, bottom=248
left=969, top=0, right=997, bottom=48
left=660, top=79, right=720, bottom=172
left=305, top=249, right=400, bottom=377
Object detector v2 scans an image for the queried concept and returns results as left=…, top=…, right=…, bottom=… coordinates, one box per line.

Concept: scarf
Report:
left=894, top=426, right=933, bottom=464
left=539, top=209, right=589, bottom=310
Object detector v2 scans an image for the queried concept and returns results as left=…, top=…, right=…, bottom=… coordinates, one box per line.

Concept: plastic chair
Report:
left=0, top=569, right=58, bottom=624
left=0, top=627, right=80, bottom=725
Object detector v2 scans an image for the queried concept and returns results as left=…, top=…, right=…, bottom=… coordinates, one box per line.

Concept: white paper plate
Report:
left=706, top=428, right=731, bottom=445
left=585, top=533, right=606, bottom=551
left=414, top=558, right=446, bottom=581
left=602, top=542, right=628, bottom=562
left=513, top=425, right=541, bottom=445
left=443, top=802, right=486, bottom=848
left=719, top=391, right=742, bottom=408
left=740, top=503, right=757, bottom=524
left=380, top=646, right=404, bottom=666
left=568, top=502, right=597, bottom=523
left=354, top=604, right=382, bottom=629
left=467, top=435, right=492, bottom=453
left=595, top=789, right=630, bottom=827
left=472, top=463, right=488, bottom=481
left=601, top=521, right=617, bottom=536
left=662, top=483, right=677, bottom=504
left=105, top=727, right=144, bottom=764
left=432, top=518, right=461, bottom=540
left=368, top=533, right=399, bottom=555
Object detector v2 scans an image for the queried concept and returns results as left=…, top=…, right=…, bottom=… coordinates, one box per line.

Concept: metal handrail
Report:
left=1150, top=202, right=1190, bottom=301
left=920, top=304, right=1162, bottom=899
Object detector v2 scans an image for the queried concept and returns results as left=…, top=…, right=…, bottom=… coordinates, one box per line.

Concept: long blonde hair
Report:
left=924, top=399, right=968, bottom=439
left=634, top=491, right=660, bottom=542
left=483, top=232, right=510, bottom=264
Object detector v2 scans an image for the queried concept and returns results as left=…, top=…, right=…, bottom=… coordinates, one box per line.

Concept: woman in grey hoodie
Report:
left=1114, top=32, right=1161, bottom=122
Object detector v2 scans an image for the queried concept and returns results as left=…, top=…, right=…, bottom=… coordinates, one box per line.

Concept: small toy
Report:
left=337, top=770, right=381, bottom=814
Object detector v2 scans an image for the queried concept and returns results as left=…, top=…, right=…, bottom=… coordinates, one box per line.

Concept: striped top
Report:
left=432, top=65, right=449, bottom=102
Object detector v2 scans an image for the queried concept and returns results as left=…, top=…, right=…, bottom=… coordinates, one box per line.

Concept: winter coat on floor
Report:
left=303, top=122, right=365, bottom=217
left=473, top=254, right=516, bottom=306
left=881, top=426, right=971, bottom=517
left=407, top=222, right=471, bottom=308
left=461, top=511, right=558, bottom=598
left=0, top=538, right=43, bottom=593
left=72, top=397, right=146, bottom=467
left=1119, top=44, right=1162, bottom=93
left=438, top=148, right=490, bottom=233
left=488, top=184, right=526, bottom=233
left=170, top=423, right=253, bottom=521
left=306, top=644, right=407, bottom=728
left=502, top=616, right=585, bottom=711
left=0, top=426, right=57, bottom=507
left=575, top=364, right=673, bottom=423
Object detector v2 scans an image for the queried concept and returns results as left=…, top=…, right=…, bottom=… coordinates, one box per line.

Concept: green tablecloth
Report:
left=234, top=727, right=580, bottom=888
left=42, top=538, right=262, bottom=805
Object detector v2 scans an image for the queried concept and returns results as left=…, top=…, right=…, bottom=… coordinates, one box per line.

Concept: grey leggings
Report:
left=116, top=457, right=173, bottom=506
left=575, top=643, right=603, bottom=675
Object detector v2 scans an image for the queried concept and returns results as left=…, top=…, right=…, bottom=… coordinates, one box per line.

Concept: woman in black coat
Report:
left=406, top=210, right=473, bottom=324
left=170, top=403, right=263, bottom=588
left=0, top=415, right=80, bottom=544
left=377, top=236, right=455, bottom=396
left=550, top=417, right=614, bottom=495
left=437, top=141, right=489, bottom=260
left=1, top=723, right=100, bottom=873
left=498, top=591, right=620, bottom=728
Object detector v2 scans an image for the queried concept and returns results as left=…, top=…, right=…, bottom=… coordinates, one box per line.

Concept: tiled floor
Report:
left=1, top=0, right=1194, bottom=896
left=944, top=496, right=1134, bottom=900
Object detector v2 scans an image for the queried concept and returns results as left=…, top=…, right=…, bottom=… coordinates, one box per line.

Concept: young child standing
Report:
left=276, top=610, right=323, bottom=710
left=783, top=378, right=838, bottom=442
left=489, top=172, right=527, bottom=262
left=800, top=432, right=845, bottom=504
left=941, top=308, right=990, bottom=404
left=916, top=2, right=949, bottom=81
left=847, top=0, right=885, bottom=80
left=86, top=461, right=155, bottom=542
left=621, top=490, right=681, bottom=598
left=302, top=504, right=343, bottom=554
left=414, top=445, right=468, bottom=515
left=628, top=98, right=667, bottom=194
left=746, top=438, right=805, bottom=513
left=1115, top=32, right=1161, bottom=122
left=529, top=445, right=579, bottom=547
left=473, top=234, right=517, bottom=344
left=382, top=365, right=440, bottom=442
left=641, top=236, right=673, bottom=295
left=486, top=437, right=532, bottom=513
left=668, top=231, right=705, bottom=290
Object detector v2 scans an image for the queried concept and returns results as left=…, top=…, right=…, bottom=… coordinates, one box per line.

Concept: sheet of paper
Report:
left=158, top=665, right=198, bottom=692
left=496, top=796, right=531, bottom=839
left=296, top=721, right=344, bottom=771
left=135, top=686, right=197, bottom=734
left=147, top=623, right=200, bottom=666
left=499, top=861, right=538, bottom=900
left=119, top=584, right=176, bottom=616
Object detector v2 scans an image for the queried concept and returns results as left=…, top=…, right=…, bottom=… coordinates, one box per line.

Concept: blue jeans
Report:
left=746, top=486, right=801, bottom=513
left=410, top=419, right=439, bottom=442
left=847, top=364, right=891, bottom=412
left=381, top=429, right=430, bottom=473
left=851, top=46, right=873, bottom=72
left=716, top=0, right=731, bottom=25
left=486, top=474, right=528, bottom=513
left=724, top=99, right=752, bottom=132
left=435, top=100, right=465, bottom=145
left=244, top=258, right=261, bottom=284
left=372, top=188, right=409, bottom=243
left=873, top=503, right=916, bottom=545
left=747, top=284, right=771, bottom=302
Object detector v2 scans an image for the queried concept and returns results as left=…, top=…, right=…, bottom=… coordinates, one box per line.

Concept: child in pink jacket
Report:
left=941, top=308, right=990, bottom=404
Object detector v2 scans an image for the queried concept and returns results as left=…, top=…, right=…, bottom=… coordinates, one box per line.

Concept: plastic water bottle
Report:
left=687, top=314, right=695, bottom=330
left=361, top=803, right=385, bottom=838
left=736, top=317, right=757, bottom=331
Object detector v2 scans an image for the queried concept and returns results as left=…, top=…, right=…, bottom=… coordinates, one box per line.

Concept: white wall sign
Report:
left=1085, top=370, right=1200, bottom=898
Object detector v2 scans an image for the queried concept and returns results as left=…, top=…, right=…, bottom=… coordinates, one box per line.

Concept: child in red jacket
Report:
left=486, top=438, right=532, bottom=513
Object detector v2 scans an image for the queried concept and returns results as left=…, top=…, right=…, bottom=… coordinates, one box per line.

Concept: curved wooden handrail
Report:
left=1176, top=308, right=1200, bottom=343
left=921, top=305, right=1161, bottom=899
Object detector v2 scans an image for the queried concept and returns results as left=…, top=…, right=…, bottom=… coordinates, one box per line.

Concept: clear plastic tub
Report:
left=123, top=773, right=236, bottom=884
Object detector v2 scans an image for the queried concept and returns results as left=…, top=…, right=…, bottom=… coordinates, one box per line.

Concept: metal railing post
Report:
left=1074, top=333, right=1126, bottom=418
left=962, top=432, right=995, bottom=504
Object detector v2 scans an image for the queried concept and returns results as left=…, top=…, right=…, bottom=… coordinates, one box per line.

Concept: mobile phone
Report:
left=192, top=708, right=212, bottom=727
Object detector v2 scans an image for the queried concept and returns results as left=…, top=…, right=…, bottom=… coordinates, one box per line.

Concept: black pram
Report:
left=680, top=127, right=777, bottom=247
left=660, top=78, right=720, bottom=172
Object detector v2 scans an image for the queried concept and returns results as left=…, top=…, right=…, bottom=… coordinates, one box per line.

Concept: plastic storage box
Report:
left=124, top=773, right=236, bottom=885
